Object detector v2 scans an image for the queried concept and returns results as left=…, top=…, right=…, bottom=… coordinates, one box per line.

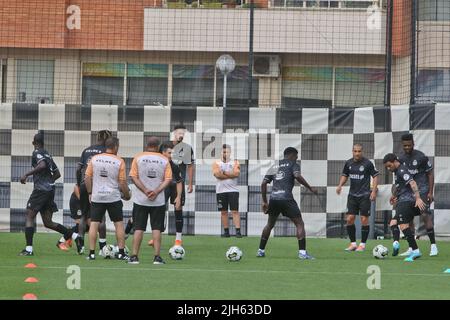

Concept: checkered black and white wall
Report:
left=1, top=103, right=449, bottom=237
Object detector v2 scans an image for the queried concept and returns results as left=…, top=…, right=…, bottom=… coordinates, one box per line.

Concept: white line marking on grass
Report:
left=0, top=265, right=447, bottom=277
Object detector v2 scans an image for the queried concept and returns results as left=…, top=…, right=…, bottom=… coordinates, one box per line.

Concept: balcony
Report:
left=144, top=0, right=386, bottom=54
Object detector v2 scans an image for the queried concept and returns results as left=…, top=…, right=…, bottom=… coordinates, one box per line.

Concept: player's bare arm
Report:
left=336, top=176, right=348, bottom=195
left=370, top=175, right=378, bottom=201
left=427, top=169, right=434, bottom=203
left=20, top=160, right=47, bottom=184
left=261, top=181, right=269, bottom=214
left=294, top=173, right=318, bottom=194
left=409, top=180, right=425, bottom=211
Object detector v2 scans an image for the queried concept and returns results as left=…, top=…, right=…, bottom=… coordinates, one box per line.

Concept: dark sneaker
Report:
left=153, top=256, right=166, bottom=265
left=221, top=232, right=230, bottom=238
left=86, top=254, right=95, bottom=260
left=117, top=253, right=129, bottom=261
left=128, top=255, right=139, bottom=265
left=236, top=232, right=242, bottom=238
left=19, top=249, right=33, bottom=256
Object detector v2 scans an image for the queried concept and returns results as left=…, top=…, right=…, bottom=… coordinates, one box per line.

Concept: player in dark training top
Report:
left=393, top=133, right=438, bottom=257
left=76, top=130, right=112, bottom=255
left=170, top=125, right=195, bottom=246
left=257, top=147, right=318, bottom=260
left=384, top=153, right=425, bottom=262
left=19, top=133, right=82, bottom=256
left=336, top=144, right=379, bottom=252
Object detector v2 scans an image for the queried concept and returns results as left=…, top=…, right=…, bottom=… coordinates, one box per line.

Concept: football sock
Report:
left=298, top=238, right=306, bottom=251
left=176, top=233, right=182, bottom=241
left=402, top=228, right=418, bottom=250
left=71, top=224, right=79, bottom=234
left=361, top=225, right=370, bottom=244
left=125, top=220, right=133, bottom=234
left=99, top=239, right=106, bottom=250
left=25, top=227, right=34, bottom=246
left=347, top=224, right=356, bottom=243
left=224, top=228, right=230, bottom=234
left=391, top=225, right=400, bottom=241
left=259, top=237, right=268, bottom=250
left=175, top=210, right=183, bottom=233
left=427, top=228, right=436, bottom=244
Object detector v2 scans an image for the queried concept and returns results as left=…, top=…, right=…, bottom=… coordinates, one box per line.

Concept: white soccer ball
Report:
left=226, top=246, right=243, bottom=262
left=169, top=245, right=185, bottom=260
left=101, top=244, right=114, bottom=259
left=373, top=244, right=389, bottom=259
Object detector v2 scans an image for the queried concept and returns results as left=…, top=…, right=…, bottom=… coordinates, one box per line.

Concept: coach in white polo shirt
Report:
left=212, top=144, right=241, bottom=238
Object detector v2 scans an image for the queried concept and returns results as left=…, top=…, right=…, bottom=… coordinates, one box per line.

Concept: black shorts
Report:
left=165, top=183, right=185, bottom=206
left=395, top=201, right=420, bottom=225
left=217, top=192, right=239, bottom=211
left=69, top=193, right=82, bottom=220
left=133, top=203, right=166, bottom=231
left=347, top=195, right=371, bottom=216
left=267, top=199, right=301, bottom=219
left=27, top=189, right=58, bottom=214
left=79, top=183, right=91, bottom=218
left=90, top=201, right=123, bottom=223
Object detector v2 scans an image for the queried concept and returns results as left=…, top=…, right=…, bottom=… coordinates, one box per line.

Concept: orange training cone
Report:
left=24, top=263, right=37, bottom=269
left=24, top=277, right=39, bottom=283
left=22, top=293, right=38, bottom=300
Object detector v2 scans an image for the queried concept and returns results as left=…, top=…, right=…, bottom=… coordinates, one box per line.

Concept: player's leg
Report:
left=345, top=214, right=357, bottom=251
left=129, top=204, right=147, bottom=264
left=87, top=202, right=104, bottom=260
left=345, top=195, right=358, bottom=251
left=356, top=196, right=371, bottom=251
left=257, top=201, right=279, bottom=257
left=174, top=184, right=185, bottom=246
left=109, top=201, right=128, bottom=260
left=397, top=202, right=422, bottom=261
left=98, top=216, right=107, bottom=254
left=285, top=200, right=314, bottom=260
left=20, top=190, right=48, bottom=255
left=150, top=205, right=166, bottom=264
left=230, top=192, right=241, bottom=237
left=124, top=208, right=134, bottom=241
left=218, top=193, right=230, bottom=237
left=389, top=216, right=402, bottom=256
left=41, top=209, right=78, bottom=251
left=19, top=208, right=38, bottom=255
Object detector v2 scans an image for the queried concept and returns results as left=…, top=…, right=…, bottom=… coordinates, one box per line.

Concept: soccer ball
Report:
left=101, top=244, right=115, bottom=259
left=226, top=246, right=243, bottom=262
left=373, top=244, right=389, bottom=259
left=169, top=245, right=185, bottom=260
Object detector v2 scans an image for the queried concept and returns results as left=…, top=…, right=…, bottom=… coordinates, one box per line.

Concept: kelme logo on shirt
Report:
left=359, top=166, right=364, bottom=172
left=403, top=174, right=410, bottom=181
left=412, top=160, right=417, bottom=166
left=36, top=154, right=43, bottom=159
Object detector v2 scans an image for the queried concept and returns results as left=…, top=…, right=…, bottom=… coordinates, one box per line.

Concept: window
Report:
left=172, top=65, right=215, bottom=107
left=335, top=68, right=385, bottom=107
left=419, top=0, right=450, bottom=21
left=216, top=66, right=258, bottom=108
left=82, top=63, right=125, bottom=106
left=127, top=64, right=168, bottom=106
left=282, top=66, right=333, bottom=108
left=417, top=69, right=450, bottom=102
left=16, top=59, right=54, bottom=104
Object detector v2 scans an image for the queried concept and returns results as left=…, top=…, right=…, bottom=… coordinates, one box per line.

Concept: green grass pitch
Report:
left=1, top=232, right=449, bottom=300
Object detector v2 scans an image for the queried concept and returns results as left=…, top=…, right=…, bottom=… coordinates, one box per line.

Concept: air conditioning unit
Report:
left=252, top=55, right=280, bottom=77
